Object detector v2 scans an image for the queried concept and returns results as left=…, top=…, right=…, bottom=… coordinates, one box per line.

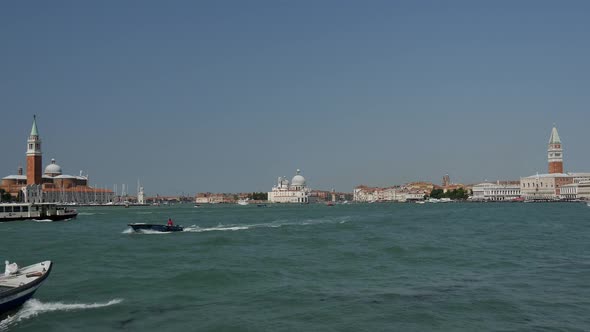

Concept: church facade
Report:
left=268, top=169, right=311, bottom=203
left=1, top=116, right=114, bottom=204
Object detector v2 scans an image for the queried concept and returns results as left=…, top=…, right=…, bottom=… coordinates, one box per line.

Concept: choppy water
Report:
left=1, top=203, right=589, bottom=331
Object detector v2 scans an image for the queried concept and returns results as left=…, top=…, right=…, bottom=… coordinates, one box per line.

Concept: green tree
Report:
left=0, top=189, right=13, bottom=202
left=429, top=189, right=444, bottom=199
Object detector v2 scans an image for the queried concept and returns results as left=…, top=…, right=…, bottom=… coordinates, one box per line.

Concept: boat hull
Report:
left=128, top=223, right=184, bottom=232
left=0, top=261, right=53, bottom=314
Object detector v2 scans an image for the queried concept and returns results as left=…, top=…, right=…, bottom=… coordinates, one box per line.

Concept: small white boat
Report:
left=0, top=261, right=53, bottom=314
left=237, top=199, right=249, bottom=206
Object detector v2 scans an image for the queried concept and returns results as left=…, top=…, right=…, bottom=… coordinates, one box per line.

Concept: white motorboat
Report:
left=237, top=199, right=249, bottom=206
left=0, top=261, right=53, bottom=314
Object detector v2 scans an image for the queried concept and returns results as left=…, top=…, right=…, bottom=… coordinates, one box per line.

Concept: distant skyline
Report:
left=1, top=1, right=589, bottom=195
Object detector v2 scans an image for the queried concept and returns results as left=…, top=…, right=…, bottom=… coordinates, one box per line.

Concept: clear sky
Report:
left=1, top=1, right=589, bottom=195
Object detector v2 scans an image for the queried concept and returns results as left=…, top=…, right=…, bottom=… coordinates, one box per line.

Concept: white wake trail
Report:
left=0, top=298, right=122, bottom=330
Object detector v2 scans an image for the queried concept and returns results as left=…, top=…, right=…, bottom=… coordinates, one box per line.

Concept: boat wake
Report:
left=0, top=298, right=122, bottom=331
left=34, top=219, right=54, bottom=223
left=183, top=216, right=353, bottom=233
left=121, top=228, right=171, bottom=235
left=183, top=225, right=251, bottom=232
left=78, top=212, right=96, bottom=216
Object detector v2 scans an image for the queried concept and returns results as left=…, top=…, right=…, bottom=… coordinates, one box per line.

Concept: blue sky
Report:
left=1, top=1, right=589, bottom=195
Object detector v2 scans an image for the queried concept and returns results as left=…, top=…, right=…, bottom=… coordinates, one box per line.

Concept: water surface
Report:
left=1, top=203, right=589, bottom=331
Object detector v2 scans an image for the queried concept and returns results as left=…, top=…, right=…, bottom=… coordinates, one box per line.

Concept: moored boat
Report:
left=127, top=223, right=184, bottom=232
left=0, top=260, right=53, bottom=314
left=0, top=203, right=77, bottom=222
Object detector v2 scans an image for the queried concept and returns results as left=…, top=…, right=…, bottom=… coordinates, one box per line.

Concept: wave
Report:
left=34, top=219, right=53, bottom=223
left=0, top=298, right=122, bottom=331
left=183, top=216, right=354, bottom=233
left=183, top=225, right=251, bottom=233
left=78, top=212, right=95, bottom=216
left=136, top=212, right=153, bottom=215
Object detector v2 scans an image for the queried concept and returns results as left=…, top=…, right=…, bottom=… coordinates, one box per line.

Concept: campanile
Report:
left=26, top=115, right=42, bottom=185
left=547, top=126, right=563, bottom=174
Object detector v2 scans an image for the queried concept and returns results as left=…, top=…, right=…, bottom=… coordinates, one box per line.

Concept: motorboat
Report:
left=127, top=223, right=184, bottom=232
left=0, top=260, right=53, bottom=314
left=237, top=199, right=249, bottom=206
left=256, top=204, right=267, bottom=207
left=0, top=203, right=77, bottom=222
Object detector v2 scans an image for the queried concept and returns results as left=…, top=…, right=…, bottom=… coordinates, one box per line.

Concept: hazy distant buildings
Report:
left=353, top=184, right=427, bottom=202
left=0, top=116, right=113, bottom=203
left=442, top=174, right=450, bottom=187
left=268, top=169, right=310, bottom=203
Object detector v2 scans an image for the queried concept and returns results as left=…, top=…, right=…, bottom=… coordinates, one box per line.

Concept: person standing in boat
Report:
left=167, top=218, right=174, bottom=226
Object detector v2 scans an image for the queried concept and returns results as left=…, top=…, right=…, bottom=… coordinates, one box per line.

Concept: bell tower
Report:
left=26, top=115, right=43, bottom=185
left=547, top=125, right=563, bottom=174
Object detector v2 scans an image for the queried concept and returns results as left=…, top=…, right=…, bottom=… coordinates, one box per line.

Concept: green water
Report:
left=1, top=203, right=589, bottom=331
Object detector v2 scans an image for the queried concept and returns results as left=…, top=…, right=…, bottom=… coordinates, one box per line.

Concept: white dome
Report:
left=291, top=169, right=306, bottom=186
left=44, top=158, right=62, bottom=175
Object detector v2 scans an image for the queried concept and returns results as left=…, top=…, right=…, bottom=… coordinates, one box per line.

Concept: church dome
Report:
left=291, top=169, right=306, bottom=186
left=44, top=158, right=62, bottom=176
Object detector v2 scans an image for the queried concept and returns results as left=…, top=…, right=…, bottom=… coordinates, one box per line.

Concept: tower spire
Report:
left=547, top=125, right=563, bottom=174
left=548, top=125, right=561, bottom=144
left=30, top=114, right=39, bottom=137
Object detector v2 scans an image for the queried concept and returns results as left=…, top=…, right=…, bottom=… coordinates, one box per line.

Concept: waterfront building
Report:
left=519, top=126, right=573, bottom=200
left=353, top=185, right=425, bottom=202
left=268, top=169, right=310, bottom=203
left=520, top=173, right=573, bottom=200
left=0, top=116, right=114, bottom=204
left=471, top=181, right=521, bottom=201
left=560, top=181, right=590, bottom=200
left=403, top=182, right=436, bottom=194
left=195, top=193, right=234, bottom=204
left=310, top=190, right=353, bottom=202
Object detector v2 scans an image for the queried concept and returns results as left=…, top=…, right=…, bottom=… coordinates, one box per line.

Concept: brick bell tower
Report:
left=547, top=125, right=563, bottom=174
left=26, top=115, right=43, bottom=185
